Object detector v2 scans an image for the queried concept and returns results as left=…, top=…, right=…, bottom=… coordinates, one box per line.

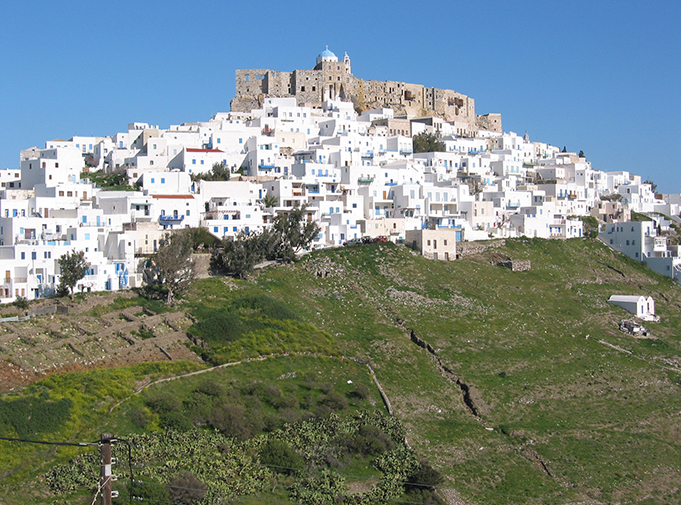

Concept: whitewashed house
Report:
left=608, top=295, right=656, bottom=321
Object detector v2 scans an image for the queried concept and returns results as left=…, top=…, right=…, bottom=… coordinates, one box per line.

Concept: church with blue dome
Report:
left=231, top=47, right=483, bottom=129
left=316, top=46, right=338, bottom=65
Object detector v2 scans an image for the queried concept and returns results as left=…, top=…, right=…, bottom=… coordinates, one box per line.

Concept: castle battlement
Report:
left=231, top=48, right=500, bottom=133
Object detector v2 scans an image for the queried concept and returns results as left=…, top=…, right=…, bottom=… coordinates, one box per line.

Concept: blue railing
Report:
left=159, top=215, right=184, bottom=226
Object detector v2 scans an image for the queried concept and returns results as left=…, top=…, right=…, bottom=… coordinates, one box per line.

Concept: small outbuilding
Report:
left=608, top=295, right=656, bottom=321
left=405, top=228, right=457, bottom=261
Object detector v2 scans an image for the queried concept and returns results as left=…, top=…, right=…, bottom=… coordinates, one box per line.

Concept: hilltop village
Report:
left=1, top=48, right=680, bottom=302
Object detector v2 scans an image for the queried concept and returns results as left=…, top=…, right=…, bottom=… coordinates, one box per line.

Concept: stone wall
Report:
left=477, top=113, right=503, bottom=133
left=497, top=259, right=531, bottom=272
left=456, top=240, right=506, bottom=257
left=232, top=64, right=491, bottom=129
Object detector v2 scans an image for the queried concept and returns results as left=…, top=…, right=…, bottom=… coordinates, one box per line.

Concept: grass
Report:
left=87, top=293, right=168, bottom=317
left=240, top=239, right=681, bottom=504
left=2, top=237, right=681, bottom=504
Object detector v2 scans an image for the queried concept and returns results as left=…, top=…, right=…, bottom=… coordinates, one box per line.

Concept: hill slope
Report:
left=247, top=238, right=681, bottom=504
left=1, top=237, right=680, bottom=504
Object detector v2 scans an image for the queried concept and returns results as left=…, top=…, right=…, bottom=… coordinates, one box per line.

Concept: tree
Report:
left=150, top=230, right=196, bottom=304
left=413, top=132, right=445, bottom=153
left=578, top=150, right=585, bottom=158
left=643, top=179, right=658, bottom=193
left=272, top=205, right=320, bottom=262
left=261, top=194, right=278, bottom=208
left=214, top=229, right=277, bottom=278
left=58, top=250, right=90, bottom=301
left=562, top=146, right=567, bottom=153
left=190, top=162, right=230, bottom=182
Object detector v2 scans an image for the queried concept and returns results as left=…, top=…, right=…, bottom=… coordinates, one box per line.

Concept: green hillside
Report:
left=1, top=238, right=680, bottom=504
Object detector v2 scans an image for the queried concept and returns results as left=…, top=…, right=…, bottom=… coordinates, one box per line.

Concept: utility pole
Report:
left=100, top=433, right=112, bottom=505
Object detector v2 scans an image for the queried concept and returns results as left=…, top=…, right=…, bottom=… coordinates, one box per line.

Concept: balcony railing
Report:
left=159, top=215, right=184, bottom=226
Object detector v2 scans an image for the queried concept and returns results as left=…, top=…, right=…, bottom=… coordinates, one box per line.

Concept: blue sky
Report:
left=1, top=0, right=679, bottom=192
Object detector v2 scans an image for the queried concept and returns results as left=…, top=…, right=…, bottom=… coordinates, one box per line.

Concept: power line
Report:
left=0, top=435, right=99, bottom=447
left=0, top=434, right=619, bottom=504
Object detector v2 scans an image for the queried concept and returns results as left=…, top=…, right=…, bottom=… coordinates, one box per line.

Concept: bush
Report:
left=349, top=383, right=370, bottom=400
left=208, top=402, right=263, bottom=439
left=321, top=392, right=348, bottom=412
left=168, top=472, right=207, bottom=504
left=160, top=410, right=193, bottom=431
left=194, top=380, right=225, bottom=398
left=146, top=391, right=183, bottom=414
left=347, top=425, right=394, bottom=457
left=405, top=460, right=444, bottom=492
left=259, top=439, right=304, bottom=475
left=0, top=396, right=72, bottom=437
left=405, top=488, right=445, bottom=504
left=12, top=296, right=29, bottom=310
left=130, top=407, right=152, bottom=429
left=145, top=391, right=193, bottom=431
left=128, top=478, right=170, bottom=503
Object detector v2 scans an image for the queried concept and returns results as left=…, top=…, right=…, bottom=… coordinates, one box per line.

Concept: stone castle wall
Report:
left=231, top=61, right=488, bottom=129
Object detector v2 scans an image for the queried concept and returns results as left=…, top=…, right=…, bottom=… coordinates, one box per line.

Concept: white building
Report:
left=608, top=295, right=656, bottom=321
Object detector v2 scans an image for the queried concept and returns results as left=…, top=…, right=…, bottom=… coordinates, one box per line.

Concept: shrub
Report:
left=0, top=396, right=72, bottom=437
left=194, top=380, right=225, bottom=398
left=259, top=439, right=304, bottom=475
left=160, top=410, right=193, bottom=431
left=168, top=472, right=207, bottom=504
left=347, top=425, right=395, bottom=457
left=405, top=460, right=444, bottom=492
left=321, top=392, right=348, bottom=412
left=129, top=478, right=170, bottom=503
left=349, top=384, right=370, bottom=400
left=130, top=407, right=152, bottom=429
left=208, top=402, right=263, bottom=440
left=146, top=391, right=182, bottom=414
left=405, top=488, right=445, bottom=504
left=12, top=296, right=29, bottom=310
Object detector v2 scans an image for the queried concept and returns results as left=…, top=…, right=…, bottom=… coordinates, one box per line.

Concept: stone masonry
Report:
left=230, top=49, right=500, bottom=132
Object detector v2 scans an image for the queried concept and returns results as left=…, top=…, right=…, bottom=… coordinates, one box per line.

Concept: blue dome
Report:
left=316, top=46, right=338, bottom=64
left=318, top=47, right=337, bottom=59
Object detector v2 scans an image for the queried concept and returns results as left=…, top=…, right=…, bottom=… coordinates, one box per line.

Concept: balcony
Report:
left=358, top=177, right=374, bottom=184
left=159, top=215, right=184, bottom=226
left=41, top=232, right=63, bottom=241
